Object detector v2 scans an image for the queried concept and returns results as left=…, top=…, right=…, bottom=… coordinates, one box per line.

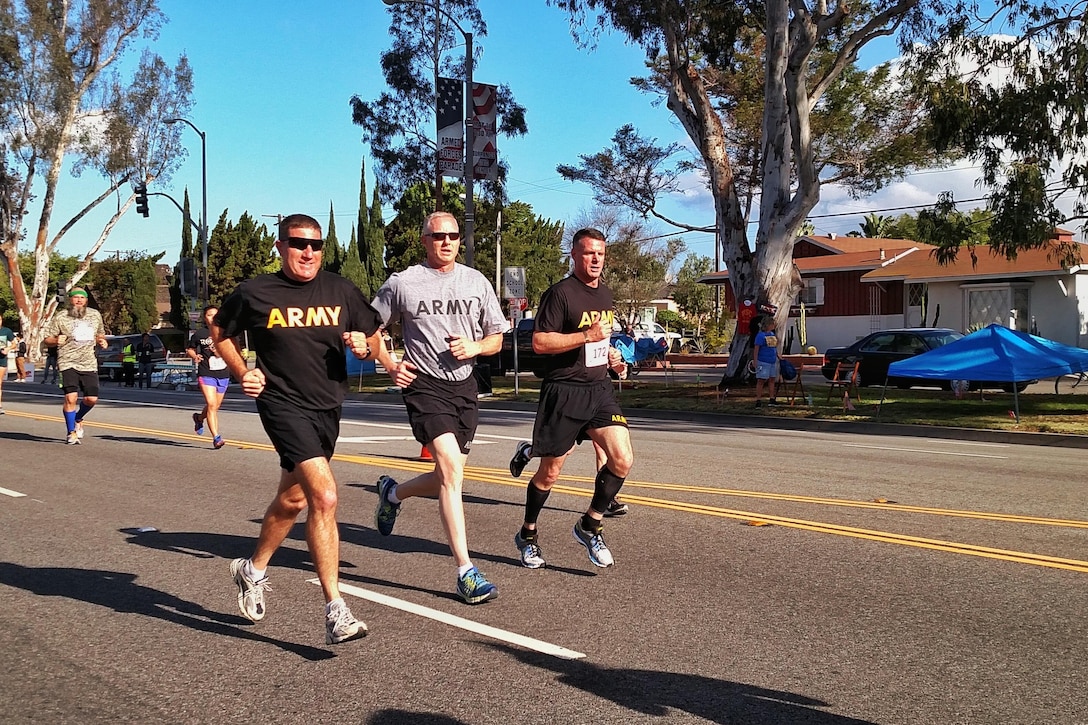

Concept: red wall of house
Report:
left=716, top=273, right=904, bottom=318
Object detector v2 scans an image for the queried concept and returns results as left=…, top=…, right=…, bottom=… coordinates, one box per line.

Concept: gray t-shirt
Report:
left=373, top=263, right=507, bottom=381
left=46, top=308, right=106, bottom=373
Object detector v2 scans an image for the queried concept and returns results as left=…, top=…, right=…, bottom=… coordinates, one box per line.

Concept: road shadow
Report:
left=0, top=431, right=62, bottom=444
left=97, top=434, right=197, bottom=448
left=491, top=643, right=877, bottom=724
left=0, top=562, right=333, bottom=661
left=367, top=712, right=467, bottom=725
left=120, top=528, right=362, bottom=572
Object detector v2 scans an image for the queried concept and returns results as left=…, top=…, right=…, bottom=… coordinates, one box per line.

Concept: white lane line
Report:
left=337, top=435, right=419, bottom=443
left=0, top=486, right=27, bottom=498
left=843, top=443, right=1007, bottom=459
left=314, top=579, right=585, bottom=660
left=924, top=440, right=1009, bottom=448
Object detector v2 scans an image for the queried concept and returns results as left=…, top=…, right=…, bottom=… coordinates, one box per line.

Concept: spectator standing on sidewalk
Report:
left=0, top=314, right=13, bottom=413
left=135, top=333, right=157, bottom=389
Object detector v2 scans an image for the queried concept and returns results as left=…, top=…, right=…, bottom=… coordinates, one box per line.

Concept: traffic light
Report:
left=135, top=182, right=149, bottom=217
left=176, top=258, right=197, bottom=297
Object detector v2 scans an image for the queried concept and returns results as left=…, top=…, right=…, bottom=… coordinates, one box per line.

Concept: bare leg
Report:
left=390, top=433, right=473, bottom=567
left=250, top=457, right=344, bottom=603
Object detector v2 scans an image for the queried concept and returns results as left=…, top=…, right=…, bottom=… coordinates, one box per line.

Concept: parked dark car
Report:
left=96, top=333, right=167, bottom=380
left=822, top=328, right=963, bottom=388
left=480, top=318, right=545, bottom=376
left=821, top=328, right=1031, bottom=392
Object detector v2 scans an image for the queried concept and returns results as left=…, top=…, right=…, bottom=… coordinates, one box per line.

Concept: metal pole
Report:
left=463, top=29, right=474, bottom=268
left=165, top=117, right=209, bottom=305
left=200, top=129, right=208, bottom=305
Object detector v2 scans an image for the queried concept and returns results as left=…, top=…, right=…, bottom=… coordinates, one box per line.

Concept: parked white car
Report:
left=613, top=322, right=683, bottom=352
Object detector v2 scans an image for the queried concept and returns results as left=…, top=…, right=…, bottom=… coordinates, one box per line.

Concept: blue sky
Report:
left=44, top=1, right=1022, bottom=268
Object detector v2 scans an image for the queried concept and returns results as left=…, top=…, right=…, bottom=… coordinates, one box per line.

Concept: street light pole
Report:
left=165, top=117, right=209, bottom=305
left=382, top=0, right=475, bottom=268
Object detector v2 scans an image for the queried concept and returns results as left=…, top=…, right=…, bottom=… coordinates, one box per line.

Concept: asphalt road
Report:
left=1, top=383, right=1086, bottom=724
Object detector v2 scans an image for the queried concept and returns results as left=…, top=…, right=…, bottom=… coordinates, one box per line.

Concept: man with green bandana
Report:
left=43, top=288, right=108, bottom=444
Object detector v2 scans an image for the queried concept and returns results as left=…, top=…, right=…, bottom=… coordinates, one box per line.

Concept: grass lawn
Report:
left=352, top=374, right=1088, bottom=436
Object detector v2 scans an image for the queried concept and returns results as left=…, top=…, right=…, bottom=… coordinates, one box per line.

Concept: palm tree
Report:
left=859, top=213, right=893, bottom=238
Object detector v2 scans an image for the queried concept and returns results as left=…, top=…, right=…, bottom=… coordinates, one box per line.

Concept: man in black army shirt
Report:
left=212, top=213, right=383, bottom=645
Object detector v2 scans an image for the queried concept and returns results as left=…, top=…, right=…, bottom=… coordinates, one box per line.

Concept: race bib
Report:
left=585, top=337, right=609, bottom=367
left=209, top=355, right=227, bottom=371
left=71, top=321, right=96, bottom=344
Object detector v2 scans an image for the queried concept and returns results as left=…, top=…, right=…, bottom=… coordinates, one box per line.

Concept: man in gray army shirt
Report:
left=371, top=211, right=507, bottom=605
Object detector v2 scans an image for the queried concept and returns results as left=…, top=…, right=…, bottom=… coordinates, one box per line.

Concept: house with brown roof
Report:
left=698, top=234, right=933, bottom=352
left=699, top=230, right=1088, bottom=351
left=861, top=229, right=1088, bottom=348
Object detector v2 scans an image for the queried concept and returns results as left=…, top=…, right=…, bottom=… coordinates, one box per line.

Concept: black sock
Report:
left=580, top=513, right=602, bottom=533
left=519, top=526, right=537, bottom=541
left=589, top=465, right=626, bottom=514
left=523, top=478, right=551, bottom=526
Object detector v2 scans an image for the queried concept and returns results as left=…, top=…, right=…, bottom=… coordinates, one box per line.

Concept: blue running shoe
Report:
left=193, top=412, right=204, bottom=436
left=573, top=520, right=615, bottom=568
left=457, top=566, right=497, bottom=604
left=374, top=475, right=401, bottom=536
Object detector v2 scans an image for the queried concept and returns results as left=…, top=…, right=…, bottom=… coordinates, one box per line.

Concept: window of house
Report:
left=963, top=283, right=1032, bottom=332
left=797, top=277, right=824, bottom=306
left=907, top=283, right=926, bottom=308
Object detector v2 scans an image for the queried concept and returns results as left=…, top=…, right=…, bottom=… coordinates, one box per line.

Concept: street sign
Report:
left=503, top=266, right=526, bottom=299
left=506, top=297, right=527, bottom=322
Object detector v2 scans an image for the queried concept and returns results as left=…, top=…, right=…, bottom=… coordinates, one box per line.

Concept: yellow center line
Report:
left=11, top=410, right=1087, bottom=572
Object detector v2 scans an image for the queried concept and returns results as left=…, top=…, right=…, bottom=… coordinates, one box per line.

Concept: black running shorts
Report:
left=256, top=397, right=341, bottom=472
left=402, top=372, right=479, bottom=454
left=60, top=368, right=100, bottom=397
left=531, top=379, right=628, bottom=459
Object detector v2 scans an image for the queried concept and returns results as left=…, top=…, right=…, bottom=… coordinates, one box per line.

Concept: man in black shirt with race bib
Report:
left=213, top=213, right=383, bottom=645
left=511, top=228, right=634, bottom=569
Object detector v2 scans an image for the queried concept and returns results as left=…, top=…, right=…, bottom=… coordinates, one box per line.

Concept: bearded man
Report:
left=43, top=287, right=108, bottom=444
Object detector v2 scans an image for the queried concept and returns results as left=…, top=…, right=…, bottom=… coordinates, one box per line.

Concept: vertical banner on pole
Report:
left=472, top=82, right=498, bottom=181
left=437, top=77, right=464, bottom=178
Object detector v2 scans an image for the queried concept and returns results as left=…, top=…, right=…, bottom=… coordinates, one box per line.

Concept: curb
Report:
left=352, top=391, right=1088, bottom=450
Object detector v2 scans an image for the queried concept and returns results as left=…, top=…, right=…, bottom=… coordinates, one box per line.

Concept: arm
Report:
left=448, top=331, right=502, bottom=360
left=532, top=318, right=608, bottom=355
left=211, top=324, right=265, bottom=398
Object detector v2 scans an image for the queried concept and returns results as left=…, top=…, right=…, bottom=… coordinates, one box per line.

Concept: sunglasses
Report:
left=283, top=236, right=324, bottom=251
left=425, top=231, right=461, bottom=241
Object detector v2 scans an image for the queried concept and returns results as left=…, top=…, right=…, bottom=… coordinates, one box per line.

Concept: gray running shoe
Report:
left=230, top=558, right=270, bottom=622
left=374, top=475, right=401, bottom=536
left=604, top=498, right=629, bottom=517
left=66, top=431, right=80, bottom=445
left=326, top=599, right=368, bottom=644
left=509, top=440, right=533, bottom=478
left=573, top=520, right=615, bottom=568
left=514, top=531, right=546, bottom=569
left=75, top=421, right=84, bottom=440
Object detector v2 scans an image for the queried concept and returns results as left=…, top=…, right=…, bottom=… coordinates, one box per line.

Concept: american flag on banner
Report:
left=436, top=77, right=464, bottom=178
left=472, top=82, right=499, bottom=182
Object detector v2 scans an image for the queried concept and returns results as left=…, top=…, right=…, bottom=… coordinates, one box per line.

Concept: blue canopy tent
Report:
left=884, top=324, right=1088, bottom=422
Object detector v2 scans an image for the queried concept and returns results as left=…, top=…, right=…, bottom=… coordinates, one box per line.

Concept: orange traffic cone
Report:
left=419, top=445, right=433, bottom=461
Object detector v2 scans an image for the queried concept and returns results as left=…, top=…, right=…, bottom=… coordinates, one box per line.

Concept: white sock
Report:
left=457, top=563, right=474, bottom=577
left=245, top=561, right=266, bottom=581
left=326, top=597, right=345, bottom=615
left=387, top=487, right=402, bottom=505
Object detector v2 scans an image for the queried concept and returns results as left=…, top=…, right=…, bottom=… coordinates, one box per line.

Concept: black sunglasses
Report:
left=283, top=236, right=324, bottom=251
left=425, top=231, right=461, bottom=241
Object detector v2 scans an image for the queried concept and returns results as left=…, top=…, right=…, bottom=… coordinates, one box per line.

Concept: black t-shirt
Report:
left=534, top=275, right=616, bottom=384
left=186, top=328, right=226, bottom=378
left=215, top=270, right=383, bottom=410
left=135, top=341, right=155, bottom=364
